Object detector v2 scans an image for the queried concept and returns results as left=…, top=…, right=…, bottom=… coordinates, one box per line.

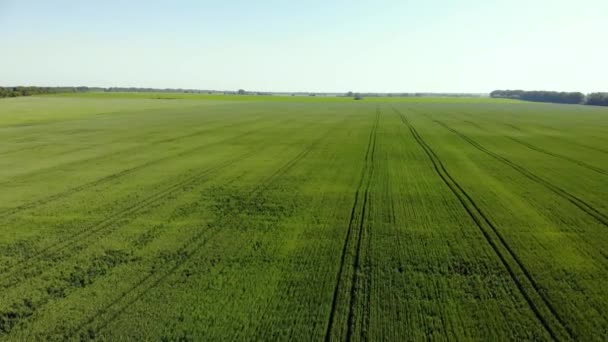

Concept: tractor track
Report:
left=430, top=117, right=608, bottom=228
left=0, top=149, right=255, bottom=288
left=460, top=113, right=608, bottom=156
left=0, top=115, right=268, bottom=219
left=1, top=116, right=332, bottom=338
left=457, top=117, right=608, bottom=176
left=504, top=136, right=608, bottom=176
left=0, top=101, right=250, bottom=155
left=503, top=122, right=608, bottom=155
left=325, top=107, right=379, bottom=342
left=395, top=107, right=573, bottom=341
left=0, top=115, right=259, bottom=186
left=0, top=119, right=293, bottom=280
left=252, top=118, right=341, bottom=196
left=346, top=108, right=378, bottom=342
left=0, top=149, right=261, bottom=337
left=61, top=117, right=341, bottom=340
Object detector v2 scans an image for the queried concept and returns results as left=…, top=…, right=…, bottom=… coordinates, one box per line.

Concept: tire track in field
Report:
left=457, top=110, right=608, bottom=156
left=0, top=119, right=291, bottom=280
left=463, top=120, right=483, bottom=130
left=457, top=119, right=608, bottom=176
left=0, top=122, right=202, bottom=157
left=457, top=115, right=608, bottom=269
left=0, top=117, right=323, bottom=336
left=505, top=136, right=608, bottom=175
left=0, top=102, right=206, bottom=131
left=0, top=112, right=265, bottom=190
left=61, top=118, right=341, bottom=341
left=0, top=150, right=253, bottom=288
left=0, top=144, right=39, bottom=156
left=429, top=117, right=608, bottom=228
left=1, top=117, right=335, bottom=338
left=502, top=122, right=608, bottom=155
left=0, top=103, right=229, bottom=155
left=348, top=108, right=378, bottom=342
left=247, top=115, right=362, bottom=338
left=2, top=140, right=109, bottom=157
left=0, top=144, right=46, bottom=156
left=0, top=115, right=268, bottom=219
left=325, top=108, right=379, bottom=342
left=0, top=119, right=266, bottom=220
left=0, top=115, right=269, bottom=219
left=251, top=121, right=336, bottom=196
left=565, top=141, right=608, bottom=155
left=395, top=108, right=573, bottom=341
left=362, top=183, right=374, bottom=342
left=0, top=150, right=258, bottom=336
left=505, top=123, right=523, bottom=132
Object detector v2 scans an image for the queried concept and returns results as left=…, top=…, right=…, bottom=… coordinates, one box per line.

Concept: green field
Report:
left=1, top=94, right=607, bottom=341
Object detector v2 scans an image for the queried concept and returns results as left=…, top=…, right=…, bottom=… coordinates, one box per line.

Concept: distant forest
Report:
left=0, top=86, right=101, bottom=98
left=491, top=90, right=608, bottom=106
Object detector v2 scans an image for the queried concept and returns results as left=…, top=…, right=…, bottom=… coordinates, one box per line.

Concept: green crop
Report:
left=0, top=94, right=606, bottom=340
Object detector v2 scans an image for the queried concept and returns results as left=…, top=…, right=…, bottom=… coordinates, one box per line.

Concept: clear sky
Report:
left=1, top=0, right=606, bottom=93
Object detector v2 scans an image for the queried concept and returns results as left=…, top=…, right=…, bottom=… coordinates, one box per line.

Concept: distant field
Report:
left=0, top=94, right=607, bottom=340
left=47, top=91, right=522, bottom=103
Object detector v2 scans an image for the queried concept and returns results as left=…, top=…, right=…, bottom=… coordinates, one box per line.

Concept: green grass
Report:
left=0, top=95, right=607, bottom=340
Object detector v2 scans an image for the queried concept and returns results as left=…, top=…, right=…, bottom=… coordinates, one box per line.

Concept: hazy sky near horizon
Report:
left=1, top=0, right=607, bottom=93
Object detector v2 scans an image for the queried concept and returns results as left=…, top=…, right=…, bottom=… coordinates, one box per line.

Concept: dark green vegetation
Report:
left=586, top=93, right=608, bottom=107
left=0, top=87, right=100, bottom=98
left=0, top=94, right=607, bottom=341
left=491, top=89, right=608, bottom=106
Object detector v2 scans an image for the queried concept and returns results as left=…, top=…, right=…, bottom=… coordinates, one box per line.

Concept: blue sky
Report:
left=1, top=0, right=606, bottom=93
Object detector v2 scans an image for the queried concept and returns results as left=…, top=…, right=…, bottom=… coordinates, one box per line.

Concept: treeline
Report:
left=586, top=93, right=608, bottom=106
left=491, top=90, right=608, bottom=106
left=0, top=86, right=100, bottom=98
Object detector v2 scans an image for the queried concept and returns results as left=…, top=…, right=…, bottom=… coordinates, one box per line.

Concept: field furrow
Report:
left=430, top=117, right=608, bottom=227
left=325, top=108, right=379, bottom=342
left=395, top=108, right=572, bottom=341
left=0, top=111, right=273, bottom=215
left=453, top=116, right=608, bottom=176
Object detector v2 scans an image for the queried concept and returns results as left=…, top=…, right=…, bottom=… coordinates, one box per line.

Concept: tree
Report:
left=586, top=93, right=608, bottom=107
left=346, top=91, right=354, bottom=97
left=490, top=89, right=584, bottom=104
left=0, top=86, right=93, bottom=99
left=354, top=93, right=363, bottom=100
left=237, top=89, right=246, bottom=95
